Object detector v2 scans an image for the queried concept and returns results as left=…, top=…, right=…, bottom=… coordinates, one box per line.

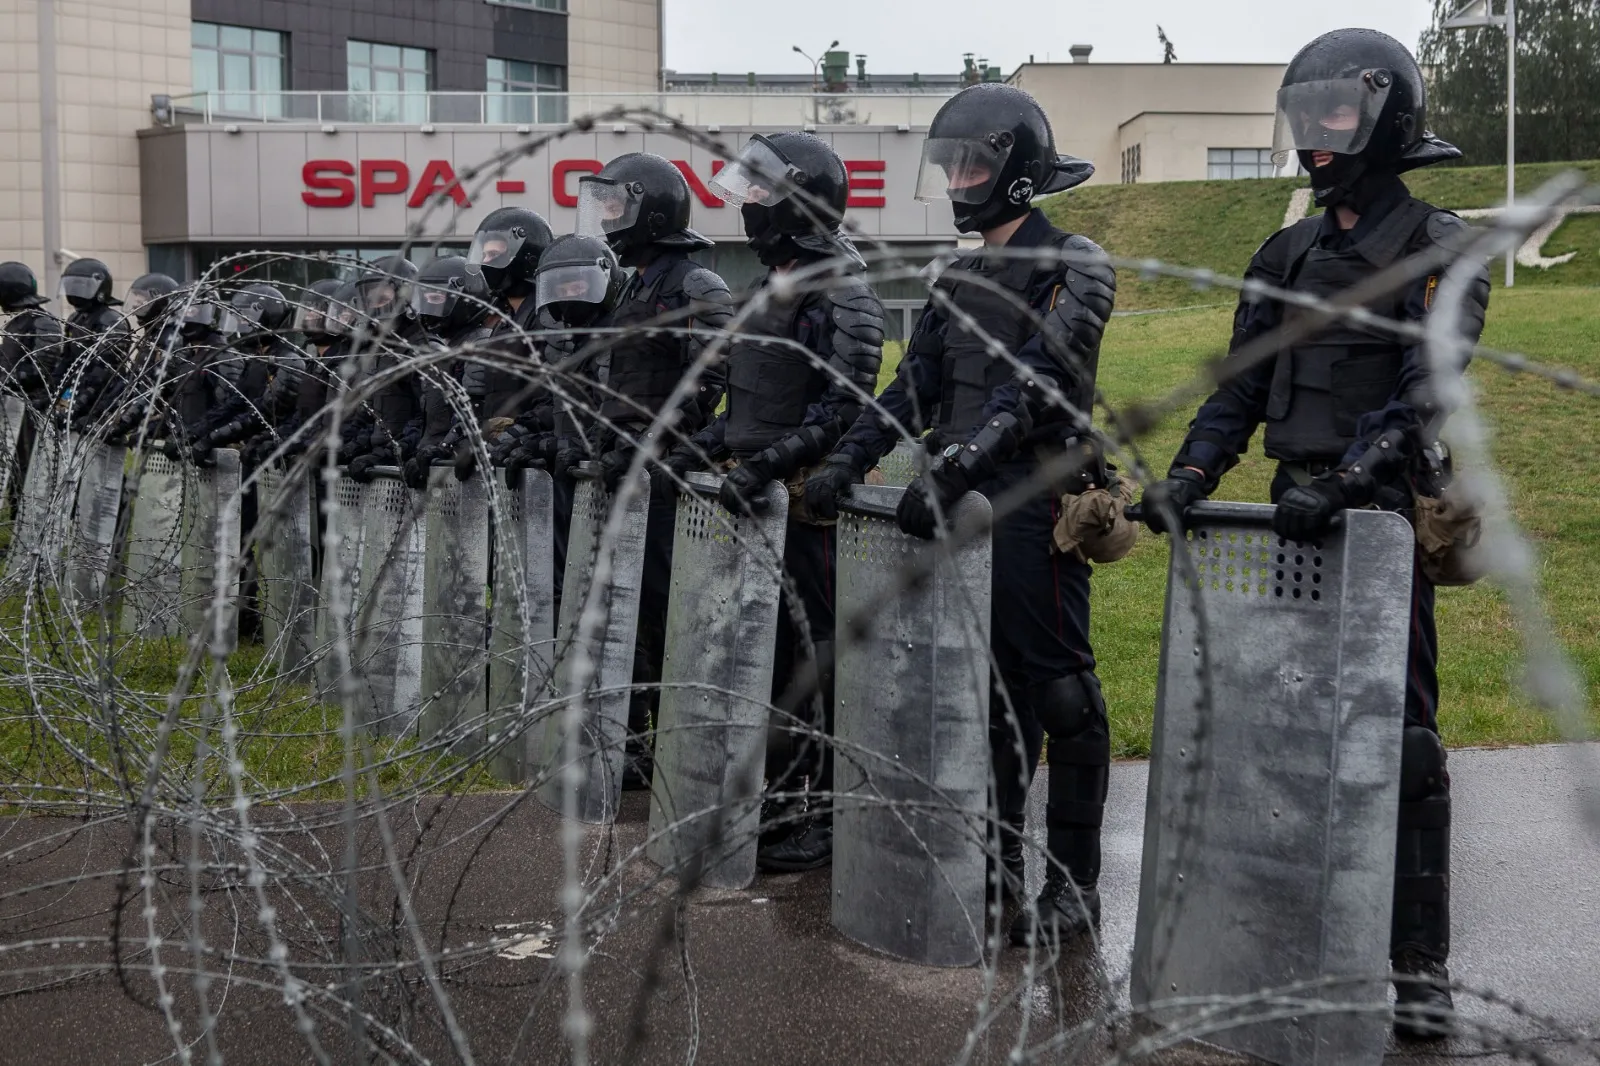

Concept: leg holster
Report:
left=1393, top=725, right=1451, bottom=962
left=1031, top=670, right=1110, bottom=887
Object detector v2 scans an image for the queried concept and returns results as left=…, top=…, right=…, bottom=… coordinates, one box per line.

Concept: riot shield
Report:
left=487, top=468, right=556, bottom=783
left=418, top=467, right=490, bottom=756
left=119, top=446, right=186, bottom=637
left=6, top=415, right=67, bottom=580
left=537, top=465, right=650, bottom=824
left=179, top=449, right=242, bottom=652
left=1131, top=502, right=1412, bottom=1065
left=67, top=439, right=127, bottom=606
left=0, top=395, right=27, bottom=514
left=874, top=439, right=924, bottom=487
left=352, top=468, right=427, bottom=737
left=255, top=464, right=319, bottom=677
left=648, top=472, right=789, bottom=890
left=832, top=483, right=993, bottom=967
left=314, top=473, right=371, bottom=699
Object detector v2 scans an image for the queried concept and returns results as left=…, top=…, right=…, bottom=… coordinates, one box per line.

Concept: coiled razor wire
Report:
left=0, top=108, right=1593, bottom=1064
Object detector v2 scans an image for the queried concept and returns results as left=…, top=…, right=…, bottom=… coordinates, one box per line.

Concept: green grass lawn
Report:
left=879, top=286, right=1600, bottom=756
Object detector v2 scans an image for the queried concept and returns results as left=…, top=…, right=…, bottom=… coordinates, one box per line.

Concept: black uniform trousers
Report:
left=769, top=518, right=836, bottom=796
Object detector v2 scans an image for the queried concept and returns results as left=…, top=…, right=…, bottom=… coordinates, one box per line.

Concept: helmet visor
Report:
left=535, top=263, right=612, bottom=312
left=709, top=138, right=798, bottom=207
left=575, top=178, right=643, bottom=238
left=358, top=278, right=408, bottom=317
left=124, top=288, right=159, bottom=317
left=292, top=301, right=329, bottom=335
left=914, top=136, right=1014, bottom=205
left=1271, top=76, right=1393, bottom=167
left=467, top=229, right=525, bottom=270
left=182, top=301, right=220, bottom=329
left=411, top=282, right=462, bottom=321
left=59, top=275, right=103, bottom=302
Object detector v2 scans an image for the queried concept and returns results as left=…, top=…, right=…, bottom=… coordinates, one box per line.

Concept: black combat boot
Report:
left=1008, top=868, right=1099, bottom=947
left=756, top=813, right=832, bottom=872
left=1392, top=725, right=1454, bottom=1041
left=1393, top=947, right=1455, bottom=1041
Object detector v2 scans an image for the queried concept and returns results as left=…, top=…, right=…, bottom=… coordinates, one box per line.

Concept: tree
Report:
left=1419, top=0, right=1600, bottom=164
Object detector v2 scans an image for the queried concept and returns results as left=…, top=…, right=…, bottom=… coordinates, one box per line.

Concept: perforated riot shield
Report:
left=874, top=440, right=924, bottom=487
left=179, top=449, right=242, bottom=651
left=7, top=415, right=66, bottom=580
left=353, top=469, right=427, bottom=737
left=537, top=466, right=650, bottom=824
left=1131, top=502, right=1412, bottom=1066
left=418, top=467, right=490, bottom=755
left=255, top=464, right=318, bottom=677
left=314, top=473, right=370, bottom=699
left=487, top=468, right=556, bottom=783
left=832, top=483, right=993, bottom=967
left=67, top=439, right=127, bottom=605
left=648, top=473, right=789, bottom=889
left=0, top=395, right=26, bottom=509
left=120, top=446, right=186, bottom=637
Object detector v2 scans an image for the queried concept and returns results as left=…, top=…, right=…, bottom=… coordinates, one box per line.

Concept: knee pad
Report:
left=1031, top=671, right=1109, bottom=750
left=1400, top=725, right=1449, bottom=802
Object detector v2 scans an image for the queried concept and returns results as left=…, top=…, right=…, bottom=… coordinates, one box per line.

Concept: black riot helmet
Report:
left=575, top=153, right=714, bottom=266
left=533, top=234, right=625, bottom=328
left=411, top=255, right=492, bottom=333
left=916, top=84, right=1094, bottom=234
left=0, top=262, right=50, bottom=312
left=355, top=255, right=418, bottom=324
left=125, top=273, right=180, bottom=324
left=1273, top=28, right=1461, bottom=209
left=59, top=257, right=119, bottom=310
left=711, top=132, right=854, bottom=266
left=467, top=207, right=554, bottom=298
left=222, top=283, right=291, bottom=338
left=292, top=278, right=346, bottom=346
left=179, top=287, right=228, bottom=339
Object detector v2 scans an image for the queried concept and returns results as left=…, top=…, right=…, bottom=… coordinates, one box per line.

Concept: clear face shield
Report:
left=1271, top=73, right=1394, bottom=167
left=292, top=300, right=330, bottom=336
left=410, top=282, right=462, bottom=322
left=358, top=278, right=408, bottom=320
left=181, top=300, right=221, bottom=334
left=124, top=288, right=158, bottom=319
left=914, top=134, right=1014, bottom=205
left=466, top=229, right=524, bottom=271
left=574, top=178, right=644, bottom=239
left=58, top=275, right=104, bottom=306
left=708, top=137, right=799, bottom=207
left=534, top=263, right=611, bottom=314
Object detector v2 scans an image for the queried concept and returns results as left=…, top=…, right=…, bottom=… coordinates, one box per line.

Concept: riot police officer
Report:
left=462, top=206, right=556, bottom=429
left=687, top=131, right=886, bottom=870
left=1140, top=29, right=1483, bottom=1040
left=161, top=287, right=235, bottom=456
left=804, top=83, right=1116, bottom=945
left=404, top=255, right=494, bottom=488
left=572, top=152, right=735, bottom=787
left=343, top=257, right=427, bottom=482
left=55, top=257, right=132, bottom=427
left=88, top=273, right=181, bottom=440
left=0, top=262, right=66, bottom=412
left=198, top=283, right=303, bottom=464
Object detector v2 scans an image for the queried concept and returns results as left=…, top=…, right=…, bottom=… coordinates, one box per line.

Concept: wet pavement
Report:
left=0, top=744, right=1595, bottom=1064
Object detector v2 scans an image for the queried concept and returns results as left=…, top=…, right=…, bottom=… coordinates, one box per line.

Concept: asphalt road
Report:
left=0, top=744, right=1594, bottom=1064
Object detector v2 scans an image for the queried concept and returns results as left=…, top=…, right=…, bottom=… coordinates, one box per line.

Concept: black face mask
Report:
left=741, top=203, right=801, bottom=267
left=1299, top=150, right=1392, bottom=213
left=547, top=300, right=606, bottom=329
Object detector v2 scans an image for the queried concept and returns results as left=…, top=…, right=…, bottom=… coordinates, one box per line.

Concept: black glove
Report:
left=553, top=439, right=585, bottom=482
left=1272, top=476, right=1348, bottom=543
left=895, top=462, right=969, bottom=540
left=650, top=446, right=701, bottom=503
left=599, top=446, right=634, bottom=491
left=719, top=454, right=773, bottom=517
left=188, top=433, right=214, bottom=466
left=453, top=441, right=479, bottom=483
left=503, top=446, right=546, bottom=481
left=162, top=437, right=184, bottom=462
left=802, top=456, right=860, bottom=523
left=347, top=453, right=381, bottom=483
left=337, top=431, right=369, bottom=465
left=490, top=425, right=530, bottom=466
left=1141, top=467, right=1209, bottom=535
left=402, top=454, right=432, bottom=490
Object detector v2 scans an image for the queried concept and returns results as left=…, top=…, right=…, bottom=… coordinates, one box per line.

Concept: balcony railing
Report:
left=158, top=90, right=952, bottom=129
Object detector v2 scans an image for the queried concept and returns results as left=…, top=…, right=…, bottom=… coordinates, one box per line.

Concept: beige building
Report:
left=1008, top=54, right=1292, bottom=185
left=0, top=0, right=663, bottom=299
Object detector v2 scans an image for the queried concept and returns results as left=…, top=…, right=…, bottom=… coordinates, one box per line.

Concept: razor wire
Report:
left=0, top=106, right=1592, bottom=1064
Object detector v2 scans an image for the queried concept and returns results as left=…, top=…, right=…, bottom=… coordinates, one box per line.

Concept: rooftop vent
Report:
left=1069, top=44, right=1093, bottom=64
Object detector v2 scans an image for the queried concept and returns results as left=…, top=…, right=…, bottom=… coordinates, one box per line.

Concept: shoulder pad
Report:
left=1057, top=234, right=1117, bottom=309
left=680, top=266, right=733, bottom=308
left=825, top=273, right=883, bottom=315
left=1423, top=209, right=1477, bottom=256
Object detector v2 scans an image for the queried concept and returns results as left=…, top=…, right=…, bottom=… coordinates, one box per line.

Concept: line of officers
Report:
left=0, top=29, right=1485, bottom=1039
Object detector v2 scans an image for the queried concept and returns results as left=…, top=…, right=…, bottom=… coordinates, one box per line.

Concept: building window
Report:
left=487, top=0, right=568, bottom=10
left=347, top=40, right=433, bottom=123
left=1121, top=143, right=1141, bottom=184
left=1207, top=148, right=1276, bottom=181
left=192, top=22, right=287, bottom=118
left=487, top=58, right=567, bottom=123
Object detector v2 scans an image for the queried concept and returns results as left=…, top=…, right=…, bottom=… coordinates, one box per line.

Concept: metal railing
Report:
left=159, top=90, right=951, bottom=128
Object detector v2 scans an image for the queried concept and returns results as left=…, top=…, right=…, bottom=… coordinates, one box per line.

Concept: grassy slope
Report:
left=1038, top=160, right=1600, bottom=311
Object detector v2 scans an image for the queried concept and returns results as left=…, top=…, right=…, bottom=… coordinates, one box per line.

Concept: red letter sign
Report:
left=360, top=160, right=410, bottom=208
left=552, top=159, right=604, bottom=208
left=302, top=160, right=356, bottom=208
left=407, top=159, right=471, bottom=209
left=671, top=160, right=725, bottom=208
left=845, top=160, right=886, bottom=209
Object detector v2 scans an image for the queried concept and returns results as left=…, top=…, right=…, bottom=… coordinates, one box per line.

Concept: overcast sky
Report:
left=663, top=0, right=1436, bottom=74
